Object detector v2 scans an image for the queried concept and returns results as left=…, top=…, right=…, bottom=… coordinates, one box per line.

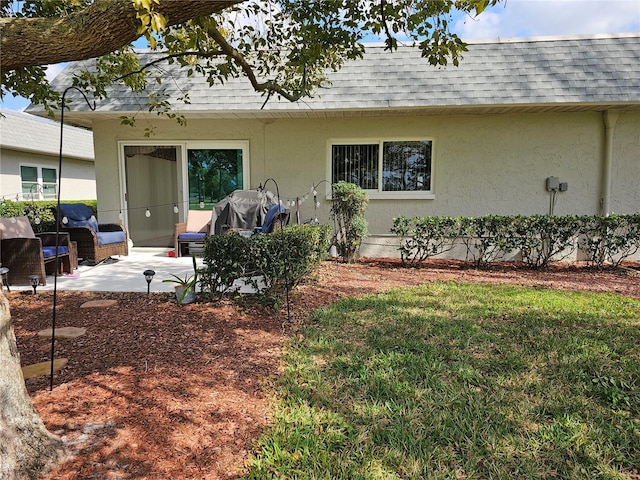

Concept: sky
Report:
left=1, top=0, right=639, bottom=112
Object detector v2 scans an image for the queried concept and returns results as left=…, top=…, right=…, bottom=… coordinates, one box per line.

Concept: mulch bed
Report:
left=8, top=259, right=640, bottom=479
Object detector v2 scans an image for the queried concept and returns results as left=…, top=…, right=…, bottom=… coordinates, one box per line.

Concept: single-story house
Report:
left=27, top=33, right=639, bottom=255
left=0, top=109, right=96, bottom=202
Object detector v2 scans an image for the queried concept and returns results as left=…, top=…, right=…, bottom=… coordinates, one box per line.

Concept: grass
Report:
left=243, top=282, right=640, bottom=479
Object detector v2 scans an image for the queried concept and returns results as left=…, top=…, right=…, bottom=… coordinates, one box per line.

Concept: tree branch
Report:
left=380, top=0, right=397, bottom=51
left=0, top=0, right=245, bottom=75
left=205, top=24, right=305, bottom=104
left=113, top=51, right=224, bottom=82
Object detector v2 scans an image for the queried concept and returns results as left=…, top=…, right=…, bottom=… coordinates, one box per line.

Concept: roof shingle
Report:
left=30, top=33, right=640, bottom=121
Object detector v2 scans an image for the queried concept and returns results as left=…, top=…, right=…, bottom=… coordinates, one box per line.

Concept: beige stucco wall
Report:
left=610, top=111, right=640, bottom=213
left=0, top=148, right=96, bottom=200
left=92, top=110, right=640, bottom=256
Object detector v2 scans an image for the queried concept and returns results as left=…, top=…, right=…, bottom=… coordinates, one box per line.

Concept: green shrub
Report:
left=199, top=233, right=253, bottom=298
left=393, top=213, right=639, bottom=270
left=509, top=215, right=581, bottom=269
left=458, top=215, right=515, bottom=268
left=391, top=216, right=459, bottom=267
left=578, top=214, right=640, bottom=268
left=331, top=182, right=368, bottom=263
left=199, top=223, right=332, bottom=307
left=247, top=224, right=331, bottom=307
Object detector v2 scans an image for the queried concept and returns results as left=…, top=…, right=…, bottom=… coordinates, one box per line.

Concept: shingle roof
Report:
left=29, top=33, right=640, bottom=124
left=0, top=109, right=94, bottom=160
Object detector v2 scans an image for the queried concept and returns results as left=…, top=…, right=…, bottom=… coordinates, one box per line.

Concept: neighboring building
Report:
left=0, top=109, right=96, bottom=202
left=27, top=34, right=640, bottom=255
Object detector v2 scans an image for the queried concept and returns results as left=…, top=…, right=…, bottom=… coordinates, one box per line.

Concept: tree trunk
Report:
left=0, top=291, right=66, bottom=480
left=0, top=0, right=245, bottom=75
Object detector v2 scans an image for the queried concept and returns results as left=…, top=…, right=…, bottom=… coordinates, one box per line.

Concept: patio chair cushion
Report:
left=59, top=203, right=99, bottom=232
left=178, top=232, right=207, bottom=241
left=42, top=245, right=70, bottom=258
left=97, top=231, right=127, bottom=246
left=185, top=210, right=211, bottom=233
left=0, top=216, right=36, bottom=239
left=255, top=204, right=287, bottom=234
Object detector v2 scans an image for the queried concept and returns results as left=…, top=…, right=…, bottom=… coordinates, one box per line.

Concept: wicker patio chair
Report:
left=174, top=210, right=211, bottom=257
left=54, top=203, right=128, bottom=264
left=0, top=216, right=72, bottom=286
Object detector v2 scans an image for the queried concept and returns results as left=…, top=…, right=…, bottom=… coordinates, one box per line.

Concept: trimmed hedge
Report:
left=0, top=200, right=98, bottom=233
left=199, top=223, right=332, bottom=306
left=392, top=214, right=640, bottom=269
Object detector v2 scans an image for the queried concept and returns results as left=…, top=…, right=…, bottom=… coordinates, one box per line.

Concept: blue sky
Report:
left=2, top=0, right=639, bottom=111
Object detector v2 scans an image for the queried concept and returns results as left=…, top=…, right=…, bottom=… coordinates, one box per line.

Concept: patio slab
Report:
left=9, top=248, right=200, bottom=293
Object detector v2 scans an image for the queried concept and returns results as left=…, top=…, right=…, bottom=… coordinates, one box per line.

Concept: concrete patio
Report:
left=6, top=248, right=200, bottom=293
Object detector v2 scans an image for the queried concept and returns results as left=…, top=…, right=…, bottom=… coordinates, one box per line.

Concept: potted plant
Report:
left=163, top=255, right=199, bottom=304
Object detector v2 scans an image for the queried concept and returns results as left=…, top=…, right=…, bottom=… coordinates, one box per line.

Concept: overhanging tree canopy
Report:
left=1, top=0, right=501, bottom=114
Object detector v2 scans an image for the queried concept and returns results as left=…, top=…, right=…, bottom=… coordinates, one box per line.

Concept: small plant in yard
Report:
left=163, top=255, right=199, bottom=303
left=244, top=283, right=640, bottom=479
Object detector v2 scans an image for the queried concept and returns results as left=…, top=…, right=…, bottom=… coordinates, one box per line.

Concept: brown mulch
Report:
left=9, top=259, right=640, bottom=480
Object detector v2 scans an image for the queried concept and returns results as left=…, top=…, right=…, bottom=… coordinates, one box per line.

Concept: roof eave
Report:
left=31, top=101, right=640, bottom=129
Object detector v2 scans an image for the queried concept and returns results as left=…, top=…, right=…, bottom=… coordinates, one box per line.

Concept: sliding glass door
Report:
left=120, top=141, right=249, bottom=247
left=124, top=145, right=179, bottom=247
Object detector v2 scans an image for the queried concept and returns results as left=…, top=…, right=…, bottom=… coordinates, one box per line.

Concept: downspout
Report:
left=601, top=110, right=619, bottom=215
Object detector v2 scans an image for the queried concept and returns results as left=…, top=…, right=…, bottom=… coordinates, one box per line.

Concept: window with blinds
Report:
left=331, top=144, right=379, bottom=190
left=330, top=140, right=432, bottom=194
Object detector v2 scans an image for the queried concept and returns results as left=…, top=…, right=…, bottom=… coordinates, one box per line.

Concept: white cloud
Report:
left=454, top=0, right=640, bottom=40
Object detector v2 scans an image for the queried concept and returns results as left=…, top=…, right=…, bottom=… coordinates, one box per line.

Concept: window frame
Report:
left=118, top=140, right=250, bottom=226
left=326, top=137, right=435, bottom=200
left=19, top=164, right=58, bottom=200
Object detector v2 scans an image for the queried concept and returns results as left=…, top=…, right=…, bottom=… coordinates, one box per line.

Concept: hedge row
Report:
left=199, top=223, right=332, bottom=307
left=0, top=200, right=98, bottom=232
left=391, top=214, right=640, bottom=269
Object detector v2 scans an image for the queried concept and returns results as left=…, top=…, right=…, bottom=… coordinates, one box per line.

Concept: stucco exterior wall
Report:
left=610, top=111, right=640, bottom=213
left=92, top=110, right=639, bottom=256
left=0, top=148, right=96, bottom=201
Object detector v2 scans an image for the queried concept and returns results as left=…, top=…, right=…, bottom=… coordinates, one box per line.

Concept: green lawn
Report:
left=243, top=282, right=640, bottom=479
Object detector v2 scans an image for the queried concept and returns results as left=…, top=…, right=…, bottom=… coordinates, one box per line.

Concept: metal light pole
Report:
left=50, top=86, right=95, bottom=391
left=259, top=178, right=291, bottom=327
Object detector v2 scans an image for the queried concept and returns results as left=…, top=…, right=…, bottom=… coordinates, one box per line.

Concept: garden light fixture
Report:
left=28, top=275, right=39, bottom=295
left=143, top=269, right=156, bottom=294
left=0, top=267, right=9, bottom=292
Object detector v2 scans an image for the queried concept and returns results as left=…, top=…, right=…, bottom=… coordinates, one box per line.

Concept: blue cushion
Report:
left=260, top=204, right=286, bottom=233
left=42, top=246, right=69, bottom=258
left=97, top=231, right=126, bottom=246
left=59, top=203, right=99, bottom=232
left=178, top=232, right=207, bottom=241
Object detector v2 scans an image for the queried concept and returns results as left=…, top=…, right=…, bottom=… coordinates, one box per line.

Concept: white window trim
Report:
left=326, top=137, right=435, bottom=200
left=19, top=164, right=58, bottom=200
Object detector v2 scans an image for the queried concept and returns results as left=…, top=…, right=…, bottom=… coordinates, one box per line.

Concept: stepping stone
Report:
left=80, top=299, right=117, bottom=309
left=21, top=358, right=68, bottom=380
left=37, top=326, right=86, bottom=339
